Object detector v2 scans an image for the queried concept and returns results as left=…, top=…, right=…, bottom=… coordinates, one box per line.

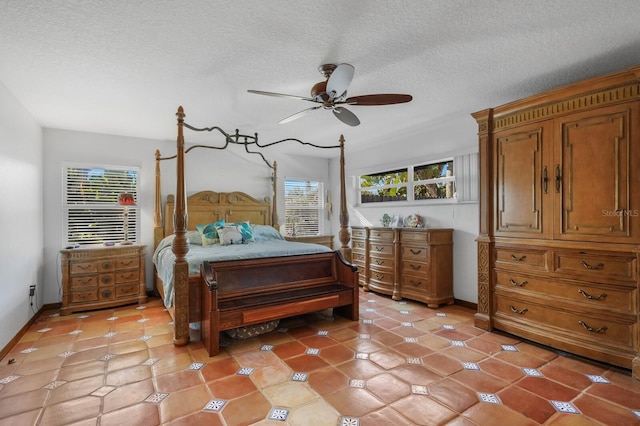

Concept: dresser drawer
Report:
left=401, top=274, right=429, bottom=291
left=495, top=270, right=636, bottom=314
left=99, top=273, right=115, bottom=286
left=352, top=239, right=366, bottom=251
left=494, top=247, right=549, bottom=272
left=70, top=261, right=98, bottom=275
left=495, top=295, right=635, bottom=350
left=369, top=269, right=393, bottom=285
left=370, top=256, right=393, bottom=271
left=351, top=228, right=367, bottom=239
left=116, top=270, right=139, bottom=283
left=553, top=251, right=637, bottom=286
left=369, top=228, right=394, bottom=241
left=71, top=289, right=98, bottom=303
left=71, top=275, right=98, bottom=288
left=116, top=284, right=139, bottom=297
left=369, top=242, right=394, bottom=257
left=401, top=245, right=429, bottom=262
left=402, top=260, right=428, bottom=277
left=116, top=256, right=139, bottom=270
left=98, top=287, right=115, bottom=300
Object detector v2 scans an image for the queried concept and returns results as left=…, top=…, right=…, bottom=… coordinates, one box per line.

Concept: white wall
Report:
left=0, top=81, right=43, bottom=350
left=41, top=128, right=330, bottom=304
left=330, top=116, right=480, bottom=304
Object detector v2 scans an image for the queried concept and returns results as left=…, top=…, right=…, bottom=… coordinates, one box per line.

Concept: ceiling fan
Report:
left=247, top=63, right=413, bottom=127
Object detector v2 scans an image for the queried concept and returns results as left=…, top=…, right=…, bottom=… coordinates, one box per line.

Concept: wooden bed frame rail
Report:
left=200, top=251, right=359, bottom=356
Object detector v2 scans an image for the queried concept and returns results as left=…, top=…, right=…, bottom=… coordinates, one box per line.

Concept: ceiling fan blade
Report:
left=326, top=63, right=355, bottom=99
left=247, top=89, right=315, bottom=102
left=333, top=106, right=360, bottom=126
left=278, top=106, right=321, bottom=124
left=345, top=94, right=413, bottom=106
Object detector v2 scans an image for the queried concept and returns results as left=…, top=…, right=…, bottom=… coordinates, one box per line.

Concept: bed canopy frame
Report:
left=154, top=106, right=352, bottom=346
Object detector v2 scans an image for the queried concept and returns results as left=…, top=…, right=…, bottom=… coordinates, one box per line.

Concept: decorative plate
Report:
left=404, top=214, right=423, bottom=228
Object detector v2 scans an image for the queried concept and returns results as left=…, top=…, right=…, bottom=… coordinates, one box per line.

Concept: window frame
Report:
left=284, top=178, right=325, bottom=237
left=62, top=162, right=140, bottom=246
left=357, top=158, right=456, bottom=206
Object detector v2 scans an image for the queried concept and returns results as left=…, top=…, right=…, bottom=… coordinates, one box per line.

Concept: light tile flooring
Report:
left=1, top=289, right=639, bottom=425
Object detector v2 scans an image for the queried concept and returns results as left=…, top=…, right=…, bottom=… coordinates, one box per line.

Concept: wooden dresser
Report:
left=351, top=226, right=454, bottom=307
left=472, top=65, right=640, bottom=378
left=60, top=244, right=147, bottom=315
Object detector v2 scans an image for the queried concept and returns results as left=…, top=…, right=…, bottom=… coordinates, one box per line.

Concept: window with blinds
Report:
left=284, top=179, right=324, bottom=236
left=63, top=165, right=140, bottom=246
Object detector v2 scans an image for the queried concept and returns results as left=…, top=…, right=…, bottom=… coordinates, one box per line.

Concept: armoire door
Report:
left=554, top=103, right=639, bottom=243
left=494, top=122, right=552, bottom=238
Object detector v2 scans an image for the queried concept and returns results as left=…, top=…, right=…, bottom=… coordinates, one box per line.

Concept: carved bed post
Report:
left=338, top=135, right=351, bottom=262
left=153, top=150, right=164, bottom=251
left=271, top=161, right=279, bottom=228
left=172, top=106, right=190, bottom=346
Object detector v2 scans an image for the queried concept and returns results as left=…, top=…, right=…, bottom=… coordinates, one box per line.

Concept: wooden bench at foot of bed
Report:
left=200, top=251, right=359, bottom=356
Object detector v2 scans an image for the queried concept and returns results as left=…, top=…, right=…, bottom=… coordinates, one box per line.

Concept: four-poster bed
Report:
left=153, top=106, right=355, bottom=347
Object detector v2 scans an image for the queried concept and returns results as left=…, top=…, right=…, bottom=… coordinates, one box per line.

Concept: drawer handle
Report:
left=101, top=289, right=112, bottom=298
left=120, top=273, right=135, bottom=280
left=509, top=278, right=528, bottom=287
left=555, top=164, right=561, bottom=192
left=511, top=254, right=526, bottom=261
left=578, top=321, right=607, bottom=334
left=375, top=246, right=385, bottom=252
left=375, top=274, right=384, bottom=280
left=410, top=264, right=422, bottom=271
left=77, top=278, right=92, bottom=285
left=101, top=276, right=112, bottom=284
left=77, top=292, right=91, bottom=300
left=542, top=166, right=548, bottom=193
left=509, top=305, right=528, bottom=315
left=375, top=259, right=385, bottom=265
left=77, top=264, right=92, bottom=270
left=580, top=261, right=604, bottom=270
left=120, top=260, right=134, bottom=266
left=578, top=289, right=607, bottom=301
left=102, top=262, right=113, bottom=269
left=409, top=280, right=423, bottom=287
left=410, top=249, right=422, bottom=255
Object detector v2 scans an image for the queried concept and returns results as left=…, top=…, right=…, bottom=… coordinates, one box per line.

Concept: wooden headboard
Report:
left=162, top=190, right=271, bottom=236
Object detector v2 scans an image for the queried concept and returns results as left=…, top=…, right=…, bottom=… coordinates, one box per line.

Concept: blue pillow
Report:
left=252, top=225, right=284, bottom=241
left=231, top=221, right=254, bottom=242
left=196, top=220, right=225, bottom=246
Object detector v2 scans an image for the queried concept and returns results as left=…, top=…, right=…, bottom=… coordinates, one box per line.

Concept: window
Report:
left=284, top=179, right=325, bottom=236
left=63, top=165, right=140, bottom=246
left=359, top=159, right=454, bottom=204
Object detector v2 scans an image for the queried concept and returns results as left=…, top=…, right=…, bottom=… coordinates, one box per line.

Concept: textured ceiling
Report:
left=2, top=0, right=640, bottom=157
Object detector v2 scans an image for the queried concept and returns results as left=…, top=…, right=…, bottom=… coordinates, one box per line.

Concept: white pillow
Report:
left=217, top=224, right=246, bottom=245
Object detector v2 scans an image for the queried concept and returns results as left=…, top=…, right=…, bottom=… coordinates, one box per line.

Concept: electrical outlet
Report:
left=29, top=285, right=36, bottom=297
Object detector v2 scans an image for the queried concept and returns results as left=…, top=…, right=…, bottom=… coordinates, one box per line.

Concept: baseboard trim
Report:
left=454, top=298, right=477, bottom=311
left=0, top=303, right=61, bottom=362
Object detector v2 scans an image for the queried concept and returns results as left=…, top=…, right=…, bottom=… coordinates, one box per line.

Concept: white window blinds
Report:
left=63, top=165, right=139, bottom=245
left=284, top=179, right=324, bottom=236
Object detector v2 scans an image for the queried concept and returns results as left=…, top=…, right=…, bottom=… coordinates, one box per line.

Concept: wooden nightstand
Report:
left=285, top=235, right=334, bottom=249
left=60, top=244, right=147, bottom=315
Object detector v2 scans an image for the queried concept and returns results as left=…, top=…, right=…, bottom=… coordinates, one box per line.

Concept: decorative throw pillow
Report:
left=186, top=230, right=202, bottom=245
left=252, top=224, right=284, bottom=241
left=231, top=221, right=254, bottom=242
left=217, top=224, right=246, bottom=245
left=196, top=220, right=225, bottom=246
